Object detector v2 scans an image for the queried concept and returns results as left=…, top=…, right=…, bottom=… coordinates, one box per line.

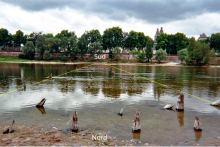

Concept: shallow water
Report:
left=0, top=63, right=220, bottom=145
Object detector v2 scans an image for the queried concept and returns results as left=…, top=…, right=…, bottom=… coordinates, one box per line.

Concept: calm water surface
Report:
left=0, top=63, right=220, bottom=145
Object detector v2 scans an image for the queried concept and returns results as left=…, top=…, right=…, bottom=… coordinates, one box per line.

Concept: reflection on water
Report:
left=133, top=132, right=141, bottom=140
left=0, top=63, right=220, bottom=145
left=36, top=106, right=46, bottom=114
left=194, top=130, right=202, bottom=142
left=176, top=111, right=184, bottom=127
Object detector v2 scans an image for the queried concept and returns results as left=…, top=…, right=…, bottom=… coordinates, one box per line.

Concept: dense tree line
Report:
left=0, top=27, right=219, bottom=64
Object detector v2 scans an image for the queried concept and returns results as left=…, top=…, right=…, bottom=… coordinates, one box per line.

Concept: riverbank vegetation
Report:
left=0, top=27, right=220, bottom=65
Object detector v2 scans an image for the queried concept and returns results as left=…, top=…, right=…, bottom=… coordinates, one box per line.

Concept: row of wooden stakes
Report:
left=3, top=93, right=203, bottom=134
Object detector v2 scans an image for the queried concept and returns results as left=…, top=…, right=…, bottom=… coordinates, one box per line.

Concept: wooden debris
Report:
left=194, top=116, right=202, bottom=131
left=176, top=94, right=184, bottom=111
left=117, top=108, right=123, bottom=116
left=164, top=104, right=174, bottom=110
left=71, top=111, right=79, bottom=132
left=36, top=98, right=46, bottom=107
left=132, top=109, right=141, bottom=133
left=3, top=120, right=14, bottom=134
left=210, top=100, right=220, bottom=106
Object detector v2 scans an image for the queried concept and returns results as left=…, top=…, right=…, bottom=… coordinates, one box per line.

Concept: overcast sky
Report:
left=0, top=0, right=220, bottom=39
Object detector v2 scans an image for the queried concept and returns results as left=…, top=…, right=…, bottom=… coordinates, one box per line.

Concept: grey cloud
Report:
left=1, top=0, right=220, bottom=24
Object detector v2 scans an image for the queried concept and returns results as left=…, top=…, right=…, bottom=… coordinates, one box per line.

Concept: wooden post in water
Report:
left=36, top=98, right=46, bottom=107
left=88, top=81, right=90, bottom=88
left=71, top=111, right=79, bottom=132
left=176, top=94, right=184, bottom=111
left=117, top=108, right=123, bottom=116
left=194, top=116, right=202, bottom=131
left=132, top=109, right=141, bottom=132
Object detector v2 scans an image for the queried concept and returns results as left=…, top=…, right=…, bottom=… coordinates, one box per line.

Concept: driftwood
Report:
left=36, top=106, right=46, bottom=114
left=71, top=111, right=79, bottom=132
left=210, top=100, right=220, bottom=106
left=194, top=116, right=202, bottom=131
left=36, top=98, right=46, bottom=107
left=164, top=104, right=174, bottom=110
left=3, top=120, right=14, bottom=134
left=132, top=109, right=141, bottom=133
left=117, top=108, right=123, bottom=116
left=176, top=94, right=184, bottom=111
left=176, top=111, right=184, bottom=127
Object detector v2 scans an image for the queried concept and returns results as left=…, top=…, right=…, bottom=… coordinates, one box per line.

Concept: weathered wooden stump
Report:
left=23, top=82, right=26, bottom=91
left=36, top=98, right=46, bottom=107
left=91, top=74, right=93, bottom=79
left=194, top=116, right=202, bottom=131
left=132, top=109, right=141, bottom=133
left=71, top=111, right=79, bottom=132
left=117, top=108, right=123, bottom=116
left=3, top=120, right=14, bottom=134
left=176, top=94, right=184, bottom=111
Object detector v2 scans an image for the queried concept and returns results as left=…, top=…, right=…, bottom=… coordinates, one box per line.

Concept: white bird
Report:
left=210, top=100, right=220, bottom=106
left=164, top=104, right=175, bottom=109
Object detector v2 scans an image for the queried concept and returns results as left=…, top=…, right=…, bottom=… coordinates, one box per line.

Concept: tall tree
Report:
left=156, top=33, right=168, bottom=50
left=88, top=42, right=103, bottom=60
left=102, top=26, right=123, bottom=51
left=127, top=30, right=138, bottom=50
left=145, top=36, right=154, bottom=62
left=0, top=28, right=10, bottom=46
left=210, top=33, right=220, bottom=52
left=121, top=31, right=129, bottom=51
left=89, top=29, right=101, bottom=43
left=36, top=35, right=46, bottom=59
left=137, top=32, right=146, bottom=51
left=186, top=37, right=198, bottom=62
left=13, top=30, right=26, bottom=47
left=27, top=32, right=42, bottom=46
left=77, top=36, right=87, bottom=60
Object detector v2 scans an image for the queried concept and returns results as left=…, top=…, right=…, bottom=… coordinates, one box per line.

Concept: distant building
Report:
left=198, top=33, right=208, bottom=40
left=152, top=27, right=164, bottom=54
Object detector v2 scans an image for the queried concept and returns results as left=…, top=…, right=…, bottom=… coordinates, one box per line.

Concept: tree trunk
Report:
left=71, top=111, right=79, bottom=132
left=132, top=109, right=141, bottom=132
left=176, top=94, right=184, bottom=111
left=36, top=98, right=46, bottom=107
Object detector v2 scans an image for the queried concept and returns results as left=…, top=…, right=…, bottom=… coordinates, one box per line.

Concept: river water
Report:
left=0, top=63, right=220, bottom=145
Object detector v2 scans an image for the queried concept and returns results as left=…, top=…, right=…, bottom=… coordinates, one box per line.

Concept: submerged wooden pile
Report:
left=194, top=116, right=202, bottom=131
left=36, top=98, right=46, bottom=107
left=71, top=111, right=79, bottom=132
left=132, top=109, right=141, bottom=133
left=176, top=94, right=184, bottom=111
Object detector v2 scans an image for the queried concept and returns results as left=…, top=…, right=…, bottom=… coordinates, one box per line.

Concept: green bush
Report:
left=156, top=49, right=167, bottom=63
left=60, top=54, right=67, bottom=61
left=178, top=48, right=188, bottom=63
left=137, top=51, right=146, bottom=62
left=129, top=50, right=139, bottom=54
left=43, top=50, right=52, bottom=60
left=18, top=54, right=27, bottom=59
